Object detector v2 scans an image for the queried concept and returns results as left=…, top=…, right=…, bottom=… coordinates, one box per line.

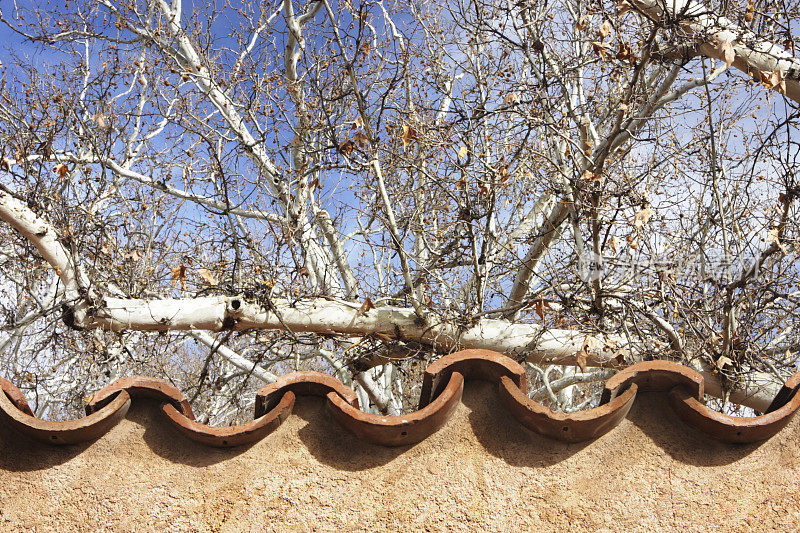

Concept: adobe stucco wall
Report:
left=1, top=381, right=799, bottom=531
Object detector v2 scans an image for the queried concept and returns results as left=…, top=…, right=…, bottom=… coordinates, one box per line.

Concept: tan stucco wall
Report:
left=1, top=381, right=799, bottom=531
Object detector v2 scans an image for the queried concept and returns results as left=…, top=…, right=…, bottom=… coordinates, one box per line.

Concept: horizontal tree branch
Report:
left=92, top=294, right=629, bottom=363
left=633, top=0, right=800, bottom=103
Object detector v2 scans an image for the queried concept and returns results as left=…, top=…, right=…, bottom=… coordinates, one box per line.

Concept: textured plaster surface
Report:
left=0, top=382, right=799, bottom=531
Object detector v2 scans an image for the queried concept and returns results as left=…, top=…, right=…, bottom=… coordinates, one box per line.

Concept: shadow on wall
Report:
left=462, top=380, right=764, bottom=468
left=622, top=393, right=765, bottom=467
left=0, top=380, right=785, bottom=472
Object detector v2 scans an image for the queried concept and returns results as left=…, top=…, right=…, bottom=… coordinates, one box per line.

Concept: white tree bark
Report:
left=633, top=0, right=800, bottom=103
left=93, top=295, right=625, bottom=362
left=0, top=189, right=89, bottom=324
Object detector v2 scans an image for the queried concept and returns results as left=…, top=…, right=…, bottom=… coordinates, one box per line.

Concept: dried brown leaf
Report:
left=758, top=69, right=785, bottom=93
left=633, top=208, right=655, bottom=229
left=616, top=42, right=636, bottom=63
left=498, top=164, right=509, bottom=183
left=576, top=350, right=588, bottom=373
left=196, top=268, right=217, bottom=286
left=53, top=163, right=69, bottom=180
left=591, top=41, right=612, bottom=61
left=613, top=348, right=629, bottom=365
left=354, top=132, right=371, bottom=148
left=358, top=297, right=376, bottom=315
left=607, top=236, right=622, bottom=254
left=715, top=355, right=734, bottom=370
left=401, top=124, right=418, bottom=149
left=338, top=140, right=355, bottom=156
left=718, top=39, right=735, bottom=69
left=581, top=169, right=601, bottom=182
left=170, top=265, right=187, bottom=289
left=526, top=299, right=551, bottom=319
left=598, top=20, right=612, bottom=40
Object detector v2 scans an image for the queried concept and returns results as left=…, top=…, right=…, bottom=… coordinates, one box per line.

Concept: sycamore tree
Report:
left=0, top=0, right=799, bottom=422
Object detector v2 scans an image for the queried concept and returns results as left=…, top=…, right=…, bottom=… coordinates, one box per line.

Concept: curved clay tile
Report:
left=86, top=376, right=194, bottom=419
left=327, top=372, right=464, bottom=446
left=498, top=376, right=638, bottom=442
left=669, top=370, right=800, bottom=443
left=0, top=383, right=130, bottom=445
left=255, top=371, right=359, bottom=417
left=161, top=391, right=295, bottom=448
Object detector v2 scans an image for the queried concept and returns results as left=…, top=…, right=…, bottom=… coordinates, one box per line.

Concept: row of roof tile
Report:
left=1, top=349, right=798, bottom=448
